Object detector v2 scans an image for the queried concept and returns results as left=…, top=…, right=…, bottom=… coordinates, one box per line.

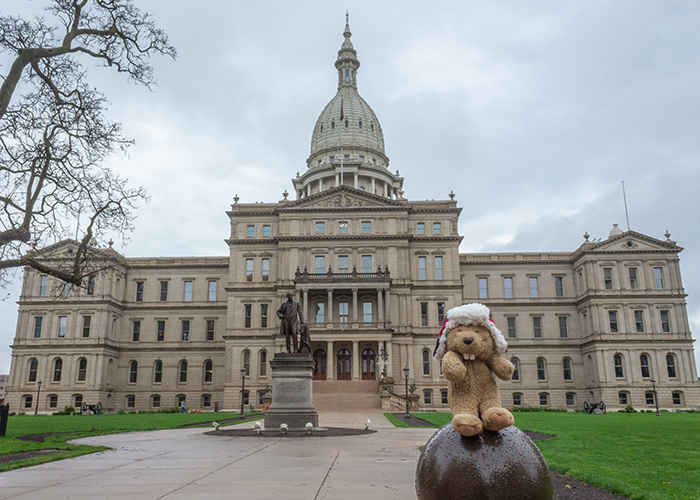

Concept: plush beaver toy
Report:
left=434, top=303, right=515, bottom=437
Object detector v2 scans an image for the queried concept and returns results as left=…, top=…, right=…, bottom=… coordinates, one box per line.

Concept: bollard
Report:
left=0, top=404, right=10, bottom=437
left=214, top=402, right=219, bottom=413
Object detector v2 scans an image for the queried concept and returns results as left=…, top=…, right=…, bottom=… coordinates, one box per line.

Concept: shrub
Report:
left=625, top=404, right=636, bottom=413
left=115, top=409, right=126, bottom=415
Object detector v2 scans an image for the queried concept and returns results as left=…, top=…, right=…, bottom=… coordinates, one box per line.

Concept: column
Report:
left=383, top=182, right=388, bottom=198
left=387, top=340, right=393, bottom=379
left=352, top=288, right=358, bottom=322
left=327, top=289, right=334, bottom=326
left=377, top=289, right=384, bottom=325
left=398, top=293, right=404, bottom=328
left=327, top=341, right=335, bottom=381
left=352, top=340, right=360, bottom=380
left=407, top=342, right=414, bottom=380
left=335, top=172, right=339, bottom=186
left=385, top=290, right=391, bottom=325
left=303, top=289, right=309, bottom=324
left=354, top=172, right=358, bottom=189
left=371, top=177, right=376, bottom=194
left=318, top=178, right=323, bottom=193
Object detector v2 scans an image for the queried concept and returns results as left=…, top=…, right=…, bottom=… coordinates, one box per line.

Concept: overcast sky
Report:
left=1, top=0, right=699, bottom=376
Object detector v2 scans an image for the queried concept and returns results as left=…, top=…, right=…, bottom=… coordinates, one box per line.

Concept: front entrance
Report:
left=313, top=349, right=327, bottom=380
left=361, top=348, right=376, bottom=380
left=337, top=348, right=351, bottom=380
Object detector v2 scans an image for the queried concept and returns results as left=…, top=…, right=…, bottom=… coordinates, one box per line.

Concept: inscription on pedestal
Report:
left=264, top=353, right=319, bottom=430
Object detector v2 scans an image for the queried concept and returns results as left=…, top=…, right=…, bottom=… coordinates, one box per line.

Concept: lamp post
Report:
left=403, top=366, right=410, bottom=418
left=651, top=378, right=660, bottom=416
left=239, top=368, right=247, bottom=419
left=34, top=380, right=42, bottom=416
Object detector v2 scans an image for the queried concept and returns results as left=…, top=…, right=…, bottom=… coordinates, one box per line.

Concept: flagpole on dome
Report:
left=340, top=94, right=344, bottom=187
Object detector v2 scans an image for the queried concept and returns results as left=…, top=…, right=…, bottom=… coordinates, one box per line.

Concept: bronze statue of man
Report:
left=277, top=291, right=304, bottom=353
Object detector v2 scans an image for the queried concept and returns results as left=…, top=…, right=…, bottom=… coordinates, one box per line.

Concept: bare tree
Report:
left=0, top=0, right=176, bottom=287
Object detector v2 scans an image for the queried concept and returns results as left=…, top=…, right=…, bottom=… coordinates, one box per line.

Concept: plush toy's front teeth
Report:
left=462, top=353, right=475, bottom=361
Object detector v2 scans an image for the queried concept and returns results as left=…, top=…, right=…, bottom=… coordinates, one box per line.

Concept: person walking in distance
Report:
left=277, top=291, right=304, bottom=353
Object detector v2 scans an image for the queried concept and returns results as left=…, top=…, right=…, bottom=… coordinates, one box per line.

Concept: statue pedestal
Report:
left=264, top=353, right=319, bottom=430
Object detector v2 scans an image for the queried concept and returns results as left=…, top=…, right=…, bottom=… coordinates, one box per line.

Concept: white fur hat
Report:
left=433, top=303, right=507, bottom=360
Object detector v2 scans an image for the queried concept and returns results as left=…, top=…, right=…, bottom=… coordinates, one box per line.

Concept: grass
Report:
left=384, top=411, right=700, bottom=500
left=0, top=411, right=262, bottom=472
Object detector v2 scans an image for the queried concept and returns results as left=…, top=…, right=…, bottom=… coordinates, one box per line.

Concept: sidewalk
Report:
left=0, top=412, right=437, bottom=500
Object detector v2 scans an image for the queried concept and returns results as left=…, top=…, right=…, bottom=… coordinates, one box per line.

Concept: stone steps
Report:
left=312, top=380, right=381, bottom=411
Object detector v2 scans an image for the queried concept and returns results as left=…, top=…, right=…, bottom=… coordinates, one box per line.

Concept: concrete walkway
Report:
left=0, top=412, right=437, bottom=499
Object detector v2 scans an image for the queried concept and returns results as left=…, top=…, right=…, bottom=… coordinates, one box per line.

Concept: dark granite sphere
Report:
left=416, top=424, right=553, bottom=500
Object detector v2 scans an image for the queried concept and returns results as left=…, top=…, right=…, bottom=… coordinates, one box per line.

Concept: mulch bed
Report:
left=0, top=449, right=63, bottom=465
left=205, top=427, right=376, bottom=438
left=17, top=432, right=69, bottom=443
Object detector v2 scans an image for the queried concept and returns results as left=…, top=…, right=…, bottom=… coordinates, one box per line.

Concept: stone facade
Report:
left=4, top=20, right=699, bottom=413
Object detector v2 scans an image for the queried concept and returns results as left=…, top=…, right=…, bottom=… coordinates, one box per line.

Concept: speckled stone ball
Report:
left=416, top=424, right=553, bottom=500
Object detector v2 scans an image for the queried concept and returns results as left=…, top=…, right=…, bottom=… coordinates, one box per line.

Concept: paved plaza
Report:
left=0, top=413, right=436, bottom=499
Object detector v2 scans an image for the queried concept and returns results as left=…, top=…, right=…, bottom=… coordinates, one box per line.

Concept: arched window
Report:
left=640, top=354, right=650, bottom=378
left=204, top=360, right=213, bottom=383
left=77, top=358, right=87, bottom=382
left=242, top=350, right=251, bottom=376
left=666, top=354, right=677, bottom=378
left=53, top=358, right=63, bottom=382
left=614, top=354, right=624, bottom=378
left=562, top=357, right=572, bottom=381
left=510, top=357, right=520, bottom=381
left=359, top=120, right=363, bottom=129
left=536, top=357, right=546, bottom=381
left=179, top=360, right=188, bottom=383
left=129, top=361, right=138, bottom=383
left=331, top=121, right=335, bottom=129
left=422, top=350, right=431, bottom=376
left=28, top=358, right=38, bottom=382
left=154, top=360, right=163, bottom=383
left=259, top=350, right=267, bottom=377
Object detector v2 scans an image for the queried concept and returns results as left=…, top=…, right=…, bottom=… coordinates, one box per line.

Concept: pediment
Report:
left=283, top=186, right=404, bottom=209
left=583, top=231, right=681, bottom=254
left=28, top=238, right=124, bottom=261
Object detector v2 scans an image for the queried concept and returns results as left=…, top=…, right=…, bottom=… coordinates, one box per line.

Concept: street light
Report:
left=239, top=368, right=247, bottom=419
left=651, top=378, right=660, bottom=416
left=34, top=380, right=42, bottom=416
left=403, top=366, right=410, bottom=418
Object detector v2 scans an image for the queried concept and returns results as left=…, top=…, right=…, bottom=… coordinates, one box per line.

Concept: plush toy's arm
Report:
left=442, top=351, right=467, bottom=381
left=486, top=355, right=515, bottom=381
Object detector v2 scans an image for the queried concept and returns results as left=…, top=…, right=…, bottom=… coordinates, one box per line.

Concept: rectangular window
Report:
left=315, top=256, right=325, bottom=274
left=558, top=317, right=568, bottom=338
left=423, top=390, right=432, bottom=405
left=184, top=281, right=193, bottom=301
left=645, top=392, right=655, bottom=405
left=242, top=391, right=250, bottom=405
left=549, top=277, right=561, bottom=299
left=433, top=222, right=441, bottom=234
left=315, top=302, right=325, bottom=323
left=58, top=316, right=67, bottom=337
left=654, top=267, right=664, bottom=289
left=39, top=275, right=48, bottom=296
left=504, top=277, right=513, bottom=298
left=339, top=302, right=349, bottom=323
left=246, top=259, right=254, bottom=281
left=421, top=302, right=428, bottom=327
left=24, top=396, right=33, bottom=409
left=362, top=255, right=372, bottom=273
left=418, top=256, right=427, bottom=280
left=441, top=389, right=448, bottom=404
left=261, top=304, right=268, bottom=328
left=566, top=393, right=575, bottom=406
left=244, top=305, right=252, bottom=328
left=135, top=282, right=144, bottom=302
left=49, top=395, right=58, bottom=408
left=533, top=317, right=542, bottom=338
left=604, top=268, right=613, bottom=289
left=206, top=319, right=215, bottom=340
left=660, top=310, right=670, bottom=333
left=435, top=257, right=443, bottom=280
left=634, top=310, right=644, bottom=333
left=628, top=268, right=638, bottom=290
left=619, top=392, right=628, bottom=405
left=63, top=282, right=71, bottom=296
left=160, top=281, right=168, bottom=301
left=157, top=320, right=165, bottom=341
left=315, top=221, right=325, bottom=233
left=672, top=392, right=682, bottom=405
left=437, top=302, right=445, bottom=324
left=478, top=277, right=488, bottom=298
left=82, top=316, right=91, bottom=338
left=181, top=320, right=190, bottom=341
left=338, top=222, right=348, bottom=233
left=87, top=276, right=95, bottom=296
left=132, top=321, right=140, bottom=342
left=507, top=317, right=516, bottom=338
left=74, top=395, right=83, bottom=408
left=362, top=221, right=371, bottom=233
left=338, top=255, right=349, bottom=273
left=263, top=225, right=271, bottom=236
left=529, top=277, right=539, bottom=298
left=247, top=225, right=254, bottom=237
left=208, top=281, right=217, bottom=301
left=33, top=317, right=43, bottom=338
left=203, top=395, right=212, bottom=407
left=512, top=394, right=522, bottom=407
left=609, top=311, right=619, bottom=333
left=417, top=222, right=425, bottom=234
left=262, top=259, right=270, bottom=281
left=362, top=302, right=373, bottom=323
left=127, top=396, right=135, bottom=408
left=539, top=393, right=548, bottom=406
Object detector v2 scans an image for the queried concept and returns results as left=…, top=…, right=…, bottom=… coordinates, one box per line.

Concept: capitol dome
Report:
left=294, top=16, right=402, bottom=200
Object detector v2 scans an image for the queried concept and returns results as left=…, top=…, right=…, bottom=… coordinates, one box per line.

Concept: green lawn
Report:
left=0, top=411, right=262, bottom=472
left=384, top=411, right=700, bottom=500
